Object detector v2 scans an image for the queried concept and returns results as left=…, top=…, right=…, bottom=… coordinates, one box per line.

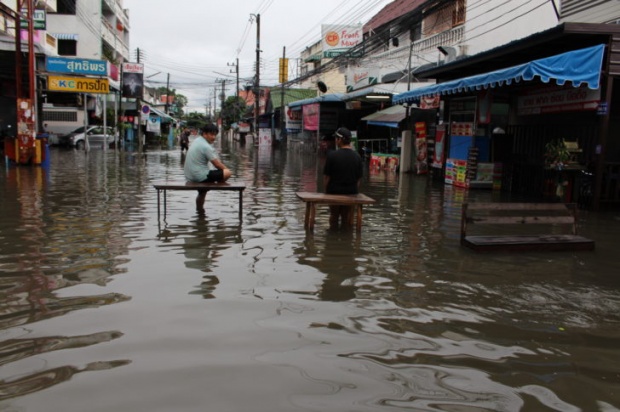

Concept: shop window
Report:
left=58, top=39, right=77, bottom=56
left=55, top=0, right=76, bottom=15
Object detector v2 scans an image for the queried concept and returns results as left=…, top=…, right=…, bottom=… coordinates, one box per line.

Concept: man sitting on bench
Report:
left=184, top=124, right=232, bottom=213
left=323, top=127, right=364, bottom=230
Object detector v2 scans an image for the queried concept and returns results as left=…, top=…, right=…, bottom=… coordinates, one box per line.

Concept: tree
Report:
left=185, top=112, right=208, bottom=130
left=155, top=87, right=188, bottom=116
left=220, top=96, right=247, bottom=130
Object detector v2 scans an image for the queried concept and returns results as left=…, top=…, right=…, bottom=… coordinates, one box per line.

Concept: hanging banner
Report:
left=146, top=114, right=161, bottom=135
left=414, top=122, right=428, bottom=174
left=285, top=106, right=301, bottom=132
left=121, top=63, right=144, bottom=99
left=432, top=125, right=445, bottom=169
left=303, top=103, right=319, bottom=131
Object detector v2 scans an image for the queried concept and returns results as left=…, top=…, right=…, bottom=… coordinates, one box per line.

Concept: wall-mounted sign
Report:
left=46, top=57, right=108, bottom=76
left=517, top=85, right=601, bottom=115
left=48, top=75, right=109, bottom=94
left=20, top=9, right=46, bottom=30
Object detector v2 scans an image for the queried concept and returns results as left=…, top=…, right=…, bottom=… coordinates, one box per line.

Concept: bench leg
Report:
left=163, top=190, right=167, bottom=218
left=306, top=202, right=316, bottom=231
left=157, top=189, right=161, bottom=220
left=356, top=205, right=363, bottom=232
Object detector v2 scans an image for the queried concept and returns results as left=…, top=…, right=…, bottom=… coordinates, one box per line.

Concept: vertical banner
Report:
left=432, top=124, right=445, bottom=169
left=121, top=63, right=144, bottom=99
left=285, top=106, right=302, bottom=132
left=146, top=114, right=161, bottom=135
left=302, top=103, right=319, bottom=131
left=17, top=98, right=36, bottom=164
left=414, top=122, right=428, bottom=174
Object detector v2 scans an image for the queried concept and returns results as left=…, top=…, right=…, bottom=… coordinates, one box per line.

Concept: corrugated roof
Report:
left=363, top=0, right=425, bottom=34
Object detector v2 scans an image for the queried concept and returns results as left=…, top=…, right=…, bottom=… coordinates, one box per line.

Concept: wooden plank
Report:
left=153, top=181, right=246, bottom=191
left=465, top=202, right=571, bottom=211
left=463, top=235, right=595, bottom=252
left=467, top=215, right=575, bottom=225
left=296, top=191, right=376, bottom=205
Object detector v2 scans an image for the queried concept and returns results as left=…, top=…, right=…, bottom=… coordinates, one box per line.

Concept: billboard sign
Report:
left=46, top=57, right=107, bottom=76
left=121, top=63, right=144, bottom=99
left=48, top=75, right=110, bottom=94
left=322, top=24, right=362, bottom=58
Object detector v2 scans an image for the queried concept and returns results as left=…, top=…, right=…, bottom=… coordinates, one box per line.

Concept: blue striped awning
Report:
left=52, top=33, right=79, bottom=41
left=393, top=44, right=605, bottom=105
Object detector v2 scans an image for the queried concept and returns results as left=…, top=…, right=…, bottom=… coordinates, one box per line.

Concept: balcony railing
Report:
left=411, top=25, right=464, bottom=54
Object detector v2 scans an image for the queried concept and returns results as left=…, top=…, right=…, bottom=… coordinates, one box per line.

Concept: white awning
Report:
left=51, top=33, right=79, bottom=41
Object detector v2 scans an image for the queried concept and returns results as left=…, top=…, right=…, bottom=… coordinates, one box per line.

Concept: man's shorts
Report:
left=203, top=169, right=224, bottom=183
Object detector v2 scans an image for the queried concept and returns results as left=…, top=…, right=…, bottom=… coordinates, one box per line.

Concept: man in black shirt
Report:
left=323, top=127, right=364, bottom=229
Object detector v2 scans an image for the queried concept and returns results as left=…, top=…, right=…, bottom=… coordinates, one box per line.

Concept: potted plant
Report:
left=544, top=139, right=570, bottom=169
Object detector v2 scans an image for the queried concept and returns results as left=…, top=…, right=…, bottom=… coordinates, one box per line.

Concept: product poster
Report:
left=432, top=125, right=445, bottom=169
left=414, top=122, right=428, bottom=174
left=146, top=114, right=161, bottom=135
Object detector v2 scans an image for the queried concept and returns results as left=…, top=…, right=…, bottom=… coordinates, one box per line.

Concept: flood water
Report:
left=1, top=138, right=620, bottom=412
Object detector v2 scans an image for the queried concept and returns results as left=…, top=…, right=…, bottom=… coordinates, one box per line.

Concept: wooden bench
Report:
left=153, top=181, right=246, bottom=220
left=460, top=202, right=595, bottom=252
left=296, top=191, right=376, bottom=231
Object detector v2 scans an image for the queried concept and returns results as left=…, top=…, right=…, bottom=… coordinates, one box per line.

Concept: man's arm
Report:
left=211, top=158, right=229, bottom=172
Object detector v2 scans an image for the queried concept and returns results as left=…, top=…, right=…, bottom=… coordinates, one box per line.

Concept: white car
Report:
left=59, top=126, right=116, bottom=150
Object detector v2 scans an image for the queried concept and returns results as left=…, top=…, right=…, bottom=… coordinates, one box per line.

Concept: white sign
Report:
left=285, top=106, right=301, bottom=132
left=321, top=24, right=362, bottom=58
left=517, top=85, right=600, bottom=115
left=122, top=62, right=144, bottom=74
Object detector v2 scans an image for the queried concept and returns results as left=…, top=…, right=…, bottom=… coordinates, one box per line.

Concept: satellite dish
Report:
left=317, top=81, right=327, bottom=93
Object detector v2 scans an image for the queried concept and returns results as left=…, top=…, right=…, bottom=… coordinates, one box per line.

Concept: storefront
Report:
left=393, top=23, right=620, bottom=209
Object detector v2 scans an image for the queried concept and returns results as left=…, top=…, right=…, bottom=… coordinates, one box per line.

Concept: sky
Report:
left=123, top=0, right=393, bottom=113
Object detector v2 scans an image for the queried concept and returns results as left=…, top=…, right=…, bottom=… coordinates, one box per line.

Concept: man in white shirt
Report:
left=183, top=124, right=232, bottom=213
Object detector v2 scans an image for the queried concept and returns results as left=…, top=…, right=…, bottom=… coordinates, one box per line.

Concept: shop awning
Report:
left=51, top=33, right=79, bottom=41
left=147, top=105, right=176, bottom=123
left=393, top=44, right=605, bottom=105
left=288, top=93, right=345, bottom=108
left=361, top=105, right=407, bottom=128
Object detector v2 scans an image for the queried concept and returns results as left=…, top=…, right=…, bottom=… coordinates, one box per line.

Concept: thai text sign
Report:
left=46, top=57, right=107, bottom=76
left=48, top=75, right=110, bottom=94
left=20, top=9, right=46, bottom=30
left=322, top=24, right=362, bottom=58
left=517, top=85, right=600, bottom=115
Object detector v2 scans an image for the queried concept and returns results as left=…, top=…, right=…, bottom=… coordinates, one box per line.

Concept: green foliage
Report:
left=220, top=96, right=247, bottom=130
left=185, top=112, right=208, bottom=130
left=544, top=139, right=570, bottom=167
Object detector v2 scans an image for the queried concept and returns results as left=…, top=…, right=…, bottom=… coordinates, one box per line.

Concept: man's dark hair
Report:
left=201, top=124, right=219, bottom=135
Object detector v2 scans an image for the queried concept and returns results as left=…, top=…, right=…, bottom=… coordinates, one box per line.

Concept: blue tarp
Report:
left=393, top=44, right=605, bottom=105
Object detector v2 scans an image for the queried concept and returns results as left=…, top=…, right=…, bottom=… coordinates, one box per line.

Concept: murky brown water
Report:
left=1, top=139, right=620, bottom=412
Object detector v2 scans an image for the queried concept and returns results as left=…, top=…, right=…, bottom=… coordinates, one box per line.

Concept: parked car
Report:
left=58, top=126, right=116, bottom=149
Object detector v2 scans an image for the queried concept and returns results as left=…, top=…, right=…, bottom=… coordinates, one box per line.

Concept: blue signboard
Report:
left=46, top=57, right=107, bottom=76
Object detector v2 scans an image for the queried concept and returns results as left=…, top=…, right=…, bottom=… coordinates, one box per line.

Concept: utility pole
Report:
left=280, top=46, right=286, bottom=142
left=136, top=47, right=143, bottom=153
left=165, top=72, right=170, bottom=114
left=252, top=13, right=260, bottom=142
left=220, top=79, right=226, bottom=124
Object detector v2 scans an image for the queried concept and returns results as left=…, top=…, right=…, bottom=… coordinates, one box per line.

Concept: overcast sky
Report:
left=123, top=0, right=392, bottom=112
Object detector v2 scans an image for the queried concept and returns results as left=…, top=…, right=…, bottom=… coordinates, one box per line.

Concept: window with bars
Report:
left=423, top=0, right=466, bottom=37
left=43, top=111, right=78, bottom=122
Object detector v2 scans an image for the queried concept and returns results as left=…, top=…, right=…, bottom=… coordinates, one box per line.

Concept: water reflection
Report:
left=1, top=146, right=620, bottom=411
left=157, top=216, right=242, bottom=298
left=297, top=231, right=362, bottom=301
